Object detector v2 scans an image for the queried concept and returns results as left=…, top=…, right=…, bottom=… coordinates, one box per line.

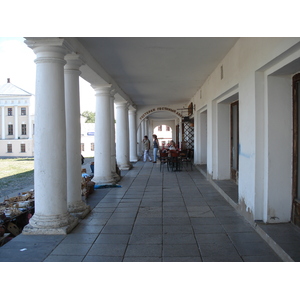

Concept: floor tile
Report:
left=163, top=225, right=194, bottom=234
left=88, top=243, right=127, bottom=256
left=192, top=224, right=225, bottom=234
left=233, top=242, right=277, bottom=257
left=106, top=218, right=136, bottom=226
left=228, top=232, right=264, bottom=244
left=125, top=244, right=162, bottom=257
left=123, top=256, right=162, bottom=262
left=134, top=217, right=163, bottom=225
left=94, top=234, right=130, bottom=244
left=83, top=256, right=123, bottom=262
left=72, top=225, right=104, bottom=234
left=132, top=225, right=162, bottom=234
left=163, top=257, right=202, bottom=262
left=60, top=233, right=98, bottom=244
left=190, top=217, right=220, bottom=225
left=222, top=223, right=255, bottom=233
left=195, top=233, right=232, bottom=245
left=51, top=243, right=92, bottom=256
left=163, top=244, right=200, bottom=257
left=101, top=225, right=133, bottom=234
left=242, top=255, right=282, bottom=262
left=199, top=242, right=240, bottom=257
left=129, top=233, right=162, bottom=244
left=44, top=255, right=84, bottom=262
left=163, top=217, right=191, bottom=225
left=202, top=255, right=243, bottom=262
left=163, top=233, right=197, bottom=244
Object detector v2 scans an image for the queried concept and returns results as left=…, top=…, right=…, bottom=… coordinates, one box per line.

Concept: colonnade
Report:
left=22, top=38, right=138, bottom=235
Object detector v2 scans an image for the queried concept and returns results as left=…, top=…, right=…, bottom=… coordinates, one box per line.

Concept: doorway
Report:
left=292, top=73, right=300, bottom=226
left=231, top=101, right=239, bottom=183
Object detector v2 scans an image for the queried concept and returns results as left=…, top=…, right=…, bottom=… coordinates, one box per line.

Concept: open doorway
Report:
left=231, top=101, right=239, bottom=183
left=292, top=73, right=300, bottom=226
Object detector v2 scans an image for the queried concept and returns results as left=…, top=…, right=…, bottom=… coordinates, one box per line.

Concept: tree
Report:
left=81, top=111, right=95, bottom=123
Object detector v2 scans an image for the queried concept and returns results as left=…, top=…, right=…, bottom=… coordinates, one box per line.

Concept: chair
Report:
left=180, top=151, right=193, bottom=170
left=169, top=150, right=181, bottom=171
left=159, top=151, right=169, bottom=172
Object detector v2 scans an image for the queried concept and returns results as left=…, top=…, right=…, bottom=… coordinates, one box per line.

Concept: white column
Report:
left=178, top=118, right=183, bottom=148
left=141, top=119, right=145, bottom=138
left=110, top=90, right=120, bottom=181
left=145, top=118, right=149, bottom=138
left=115, top=101, right=132, bottom=170
left=128, top=107, right=138, bottom=162
left=140, top=119, right=145, bottom=156
left=14, top=106, right=18, bottom=139
left=93, top=85, right=115, bottom=184
left=64, top=53, right=90, bottom=218
left=23, top=38, right=78, bottom=235
left=1, top=107, right=5, bottom=139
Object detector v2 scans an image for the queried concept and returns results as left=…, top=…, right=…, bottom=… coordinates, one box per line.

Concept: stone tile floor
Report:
left=0, top=160, right=297, bottom=262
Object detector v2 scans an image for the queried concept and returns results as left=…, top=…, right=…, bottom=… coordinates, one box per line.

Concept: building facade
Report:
left=0, top=79, right=34, bottom=157
left=16, top=37, right=300, bottom=236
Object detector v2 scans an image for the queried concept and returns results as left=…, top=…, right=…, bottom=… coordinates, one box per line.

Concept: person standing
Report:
left=142, top=135, right=152, bottom=162
left=152, top=134, right=159, bottom=163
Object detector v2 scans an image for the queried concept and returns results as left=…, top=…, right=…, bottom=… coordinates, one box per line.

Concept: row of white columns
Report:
left=23, top=38, right=138, bottom=235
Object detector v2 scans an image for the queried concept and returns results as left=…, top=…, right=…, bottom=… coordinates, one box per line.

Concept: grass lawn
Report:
left=0, top=158, right=34, bottom=195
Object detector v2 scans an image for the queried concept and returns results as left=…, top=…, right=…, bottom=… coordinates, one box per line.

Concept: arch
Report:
left=138, top=106, right=184, bottom=127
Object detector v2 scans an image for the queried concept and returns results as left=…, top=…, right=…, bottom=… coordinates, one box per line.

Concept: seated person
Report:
left=81, top=168, right=90, bottom=178
left=168, top=140, right=176, bottom=150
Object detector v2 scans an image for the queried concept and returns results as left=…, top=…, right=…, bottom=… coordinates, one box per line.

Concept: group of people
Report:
left=142, top=135, right=177, bottom=163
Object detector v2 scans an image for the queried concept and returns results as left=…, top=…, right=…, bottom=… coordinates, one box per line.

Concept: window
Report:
left=22, top=124, right=27, bottom=135
left=8, top=124, right=13, bottom=135
left=91, top=143, right=94, bottom=151
left=158, top=125, right=162, bottom=131
left=21, top=144, right=26, bottom=153
left=21, top=107, right=26, bottom=116
left=8, top=108, right=12, bottom=116
left=166, top=126, right=170, bottom=131
left=7, top=144, right=12, bottom=153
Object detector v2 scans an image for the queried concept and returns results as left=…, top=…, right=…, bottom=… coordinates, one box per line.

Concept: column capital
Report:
left=115, top=101, right=129, bottom=108
left=64, top=53, right=84, bottom=71
left=128, top=105, right=137, bottom=113
left=92, top=84, right=112, bottom=96
left=110, top=88, right=117, bottom=98
left=25, top=37, right=73, bottom=53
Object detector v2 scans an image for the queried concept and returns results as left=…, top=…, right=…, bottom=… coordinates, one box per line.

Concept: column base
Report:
left=22, top=212, right=79, bottom=235
left=112, top=172, right=121, bottom=182
left=130, top=156, right=138, bottom=162
left=92, top=175, right=116, bottom=185
left=118, top=163, right=132, bottom=171
left=68, top=202, right=91, bottom=219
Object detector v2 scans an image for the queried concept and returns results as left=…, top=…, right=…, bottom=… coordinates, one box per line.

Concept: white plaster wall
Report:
left=190, top=37, right=300, bottom=222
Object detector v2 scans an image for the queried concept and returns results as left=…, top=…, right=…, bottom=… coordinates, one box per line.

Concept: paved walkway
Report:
left=0, top=160, right=297, bottom=262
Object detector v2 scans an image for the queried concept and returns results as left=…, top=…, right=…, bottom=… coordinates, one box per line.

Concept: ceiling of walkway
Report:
left=77, top=37, right=239, bottom=110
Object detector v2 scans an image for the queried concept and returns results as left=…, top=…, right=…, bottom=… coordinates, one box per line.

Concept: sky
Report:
left=0, top=37, right=96, bottom=112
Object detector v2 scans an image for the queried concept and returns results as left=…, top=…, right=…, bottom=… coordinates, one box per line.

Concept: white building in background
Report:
left=80, top=116, right=95, bottom=158
left=153, top=124, right=173, bottom=146
left=0, top=79, right=35, bottom=157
